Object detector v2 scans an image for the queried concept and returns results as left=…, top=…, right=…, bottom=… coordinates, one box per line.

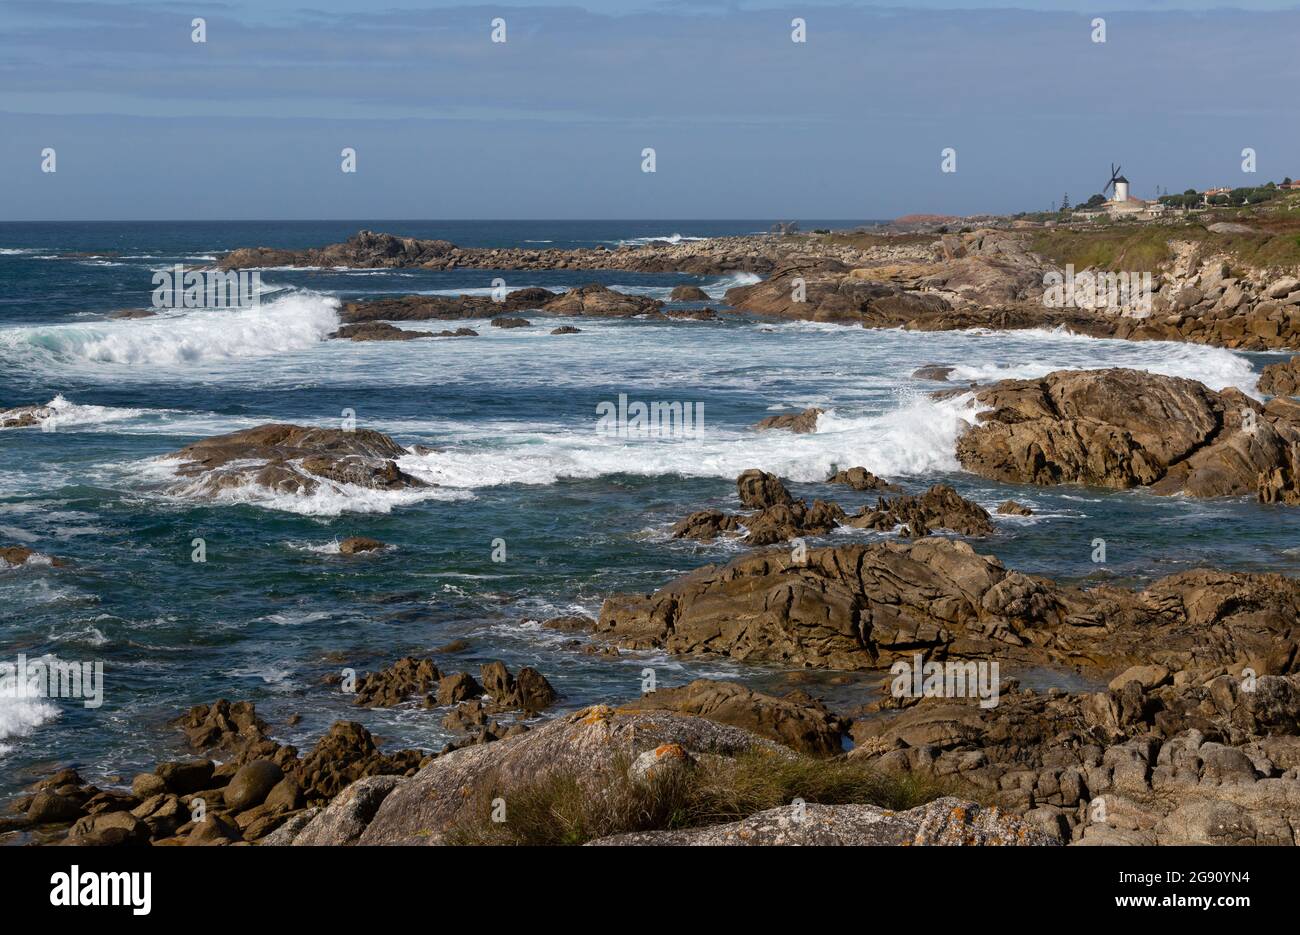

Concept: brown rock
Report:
left=623, top=679, right=846, bottom=755
left=753, top=407, right=824, bottom=434
left=827, top=467, right=901, bottom=492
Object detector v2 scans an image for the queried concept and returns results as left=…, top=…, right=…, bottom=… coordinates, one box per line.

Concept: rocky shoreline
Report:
left=9, top=223, right=1300, bottom=847
left=212, top=226, right=1300, bottom=352
left=8, top=360, right=1300, bottom=846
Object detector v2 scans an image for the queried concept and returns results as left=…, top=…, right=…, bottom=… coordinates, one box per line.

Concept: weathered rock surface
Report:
left=622, top=679, right=847, bottom=755
left=162, top=424, right=427, bottom=499
left=354, top=656, right=441, bottom=708
left=588, top=798, right=1055, bottom=846
left=349, top=707, right=779, bottom=845
left=846, top=484, right=994, bottom=537
left=542, top=283, right=662, bottom=317
left=753, top=407, right=824, bottom=434
left=597, top=538, right=1300, bottom=675
left=1260, top=356, right=1300, bottom=397
left=851, top=670, right=1300, bottom=845
left=338, top=536, right=385, bottom=555
left=672, top=470, right=845, bottom=546
left=955, top=368, right=1300, bottom=503
left=827, top=467, right=901, bottom=492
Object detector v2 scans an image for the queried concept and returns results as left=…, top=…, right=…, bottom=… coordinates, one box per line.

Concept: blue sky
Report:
left=1, top=1, right=1297, bottom=220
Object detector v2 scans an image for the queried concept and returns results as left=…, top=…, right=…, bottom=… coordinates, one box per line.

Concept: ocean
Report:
left=1, top=220, right=1295, bottom=804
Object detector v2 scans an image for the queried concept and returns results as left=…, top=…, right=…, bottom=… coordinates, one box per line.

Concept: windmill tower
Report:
left=1105, top=164, right=1129, bottom=203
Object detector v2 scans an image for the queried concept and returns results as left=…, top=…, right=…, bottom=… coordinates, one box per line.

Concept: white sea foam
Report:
left=399, top=391, right=975, bottom=489
left=943, top=328, right=1261, bottom=396
left=0, top=291, right=339, bottom=369
left=616, top=233, right=709, bottom=246
left=706, top=271, right=761, bottom=298
left=141, top=455, right=473, bottom=517
left=0, top=686, right=60, bottom=757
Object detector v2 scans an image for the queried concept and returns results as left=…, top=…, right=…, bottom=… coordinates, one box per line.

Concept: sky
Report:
left=1, top=1, right=1297, bottom=220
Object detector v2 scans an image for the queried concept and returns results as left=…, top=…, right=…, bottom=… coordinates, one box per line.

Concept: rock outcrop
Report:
left=542, top=283, right=662, bottom=317
left=0, top=546, right=62, bottom=568
left=161, top=424, right=427, bottom=498
left=218, top=229, right=823, bottom=276
left=845, top=484, right=994, bottom=537
left=13, top=700, right=428, bottom=846
left=851, top=670, right=1300, bottom=845
left=828, top=467, right=902, bottom=492
left=293, top=707, right=781, bottom=845
left=671, top=470, right=844, bottom=546
left=955, top=368, right=1300, bottom=503
left=670, top=285, right=711, bottom=301
left=752, top=407, right=824, bottom=434
left=622, top=679, right=847, bottom=756
left=329, top=322, right=432, bottom=341
left=597, top=538, right=1300, bottom=675
left=339, top=288, right=556, bottom=323
left=1260, top=356, right=1300, bottom=397
left=0, top=404, right=54, bottom=429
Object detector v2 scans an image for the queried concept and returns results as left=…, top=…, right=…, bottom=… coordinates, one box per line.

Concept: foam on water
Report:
left=0, top=687, right=60, bottom=757
left=945, top=328, right=1261, bottom=396
left=142, top=456, right=474, bottom=517
left=0, top=291, right=339, bottom=370
left=399, top=391, right=974, bottom=488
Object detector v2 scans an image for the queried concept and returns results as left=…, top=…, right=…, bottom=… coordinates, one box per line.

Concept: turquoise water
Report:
left=1, top=220, right=1296, bottom=801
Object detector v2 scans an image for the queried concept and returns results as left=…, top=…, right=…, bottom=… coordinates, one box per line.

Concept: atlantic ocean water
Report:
left=1, top=220, right=1295, bottom=809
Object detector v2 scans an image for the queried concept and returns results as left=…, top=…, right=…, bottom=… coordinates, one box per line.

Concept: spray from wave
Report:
left=0, top=291, right=339, bottom=369
left=0, top=680, right=60, bottom=757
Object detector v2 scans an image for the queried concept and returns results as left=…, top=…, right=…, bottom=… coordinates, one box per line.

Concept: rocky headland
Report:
left=213, top=226, right=1300, bottom=352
